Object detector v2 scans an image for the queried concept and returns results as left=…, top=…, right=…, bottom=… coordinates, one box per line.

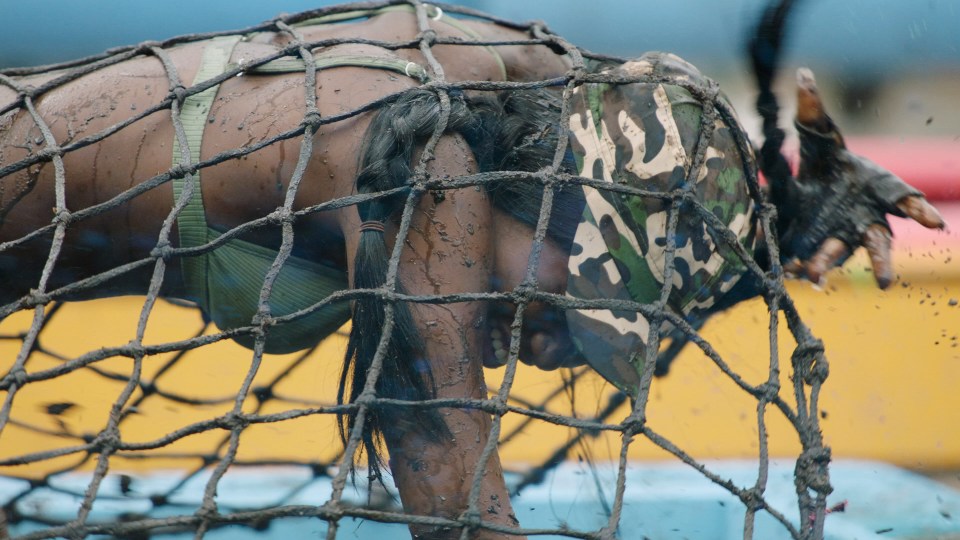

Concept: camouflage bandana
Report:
left=565, top=53, right=757, bottom=396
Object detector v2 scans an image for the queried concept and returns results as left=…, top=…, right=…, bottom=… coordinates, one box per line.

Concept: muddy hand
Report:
left=778, top=68, right=946, bottom=289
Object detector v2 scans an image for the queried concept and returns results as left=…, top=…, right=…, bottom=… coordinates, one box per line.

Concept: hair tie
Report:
left=359, top=220, right=385, bottom=234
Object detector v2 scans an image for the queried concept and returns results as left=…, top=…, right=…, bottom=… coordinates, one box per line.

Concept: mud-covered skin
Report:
left=778, top=121, right=921, bottom=264
left=565, top=52, right=756, bottom=394
left=761, top=68, right=944, bottom=289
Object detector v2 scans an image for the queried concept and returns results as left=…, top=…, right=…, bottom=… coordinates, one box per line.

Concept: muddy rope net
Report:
left=0, top=1, right=833, bottom=538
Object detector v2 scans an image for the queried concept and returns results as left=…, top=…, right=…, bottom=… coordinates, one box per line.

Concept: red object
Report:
left=809, top=500, right=849, bottom=525
left=846, top=137, right=960, bottom=202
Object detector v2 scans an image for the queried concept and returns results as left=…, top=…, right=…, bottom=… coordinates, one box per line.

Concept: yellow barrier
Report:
left=2, top=222, right=958, bottom=476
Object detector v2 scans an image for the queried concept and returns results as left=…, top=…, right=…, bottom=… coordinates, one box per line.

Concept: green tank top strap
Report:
left=172, top=34, right=242, bottom=307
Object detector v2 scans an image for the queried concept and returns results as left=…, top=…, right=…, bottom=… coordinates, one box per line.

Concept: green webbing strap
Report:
left=239, top=54, right=430, bottom=84
left=292, top=3, right=508, bottom=80
left=172, top=35, right=242, bottom=306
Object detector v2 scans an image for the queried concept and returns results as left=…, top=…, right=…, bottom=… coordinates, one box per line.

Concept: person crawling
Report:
left=0, top=1, right=943, bottom=538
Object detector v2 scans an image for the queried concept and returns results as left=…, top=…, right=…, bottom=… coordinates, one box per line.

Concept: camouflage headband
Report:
left=564, top=53, right=757, bottom=396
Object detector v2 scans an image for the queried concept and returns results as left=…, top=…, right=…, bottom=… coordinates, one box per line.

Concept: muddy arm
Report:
left=769, top=70, right=945, bottom=288
left=341, top=133, right=521, bottom=539
left=389, top=136, right=520, bottom=539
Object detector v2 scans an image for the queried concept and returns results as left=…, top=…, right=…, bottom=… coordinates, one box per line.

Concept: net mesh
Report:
left=0, top=1, right=831, bottom=538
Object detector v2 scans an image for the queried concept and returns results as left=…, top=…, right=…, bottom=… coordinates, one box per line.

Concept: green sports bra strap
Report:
left=292, top=4, right=419, bottom=26
left=171, top=34, right=242, bottom=306
left=292, top=3, right=508, bottom=81
left=432, top=9, right=508, bottom=81
left=241, top=54, right=430, bottom=83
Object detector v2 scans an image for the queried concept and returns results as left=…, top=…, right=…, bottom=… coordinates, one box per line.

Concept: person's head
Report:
left=526, top=53, right=758, bottom=393
left=484, top=206, right=586, bottom=371
left=464, top=88, right=588, bottom=371
left=341, top=84, right=586, bottom=474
